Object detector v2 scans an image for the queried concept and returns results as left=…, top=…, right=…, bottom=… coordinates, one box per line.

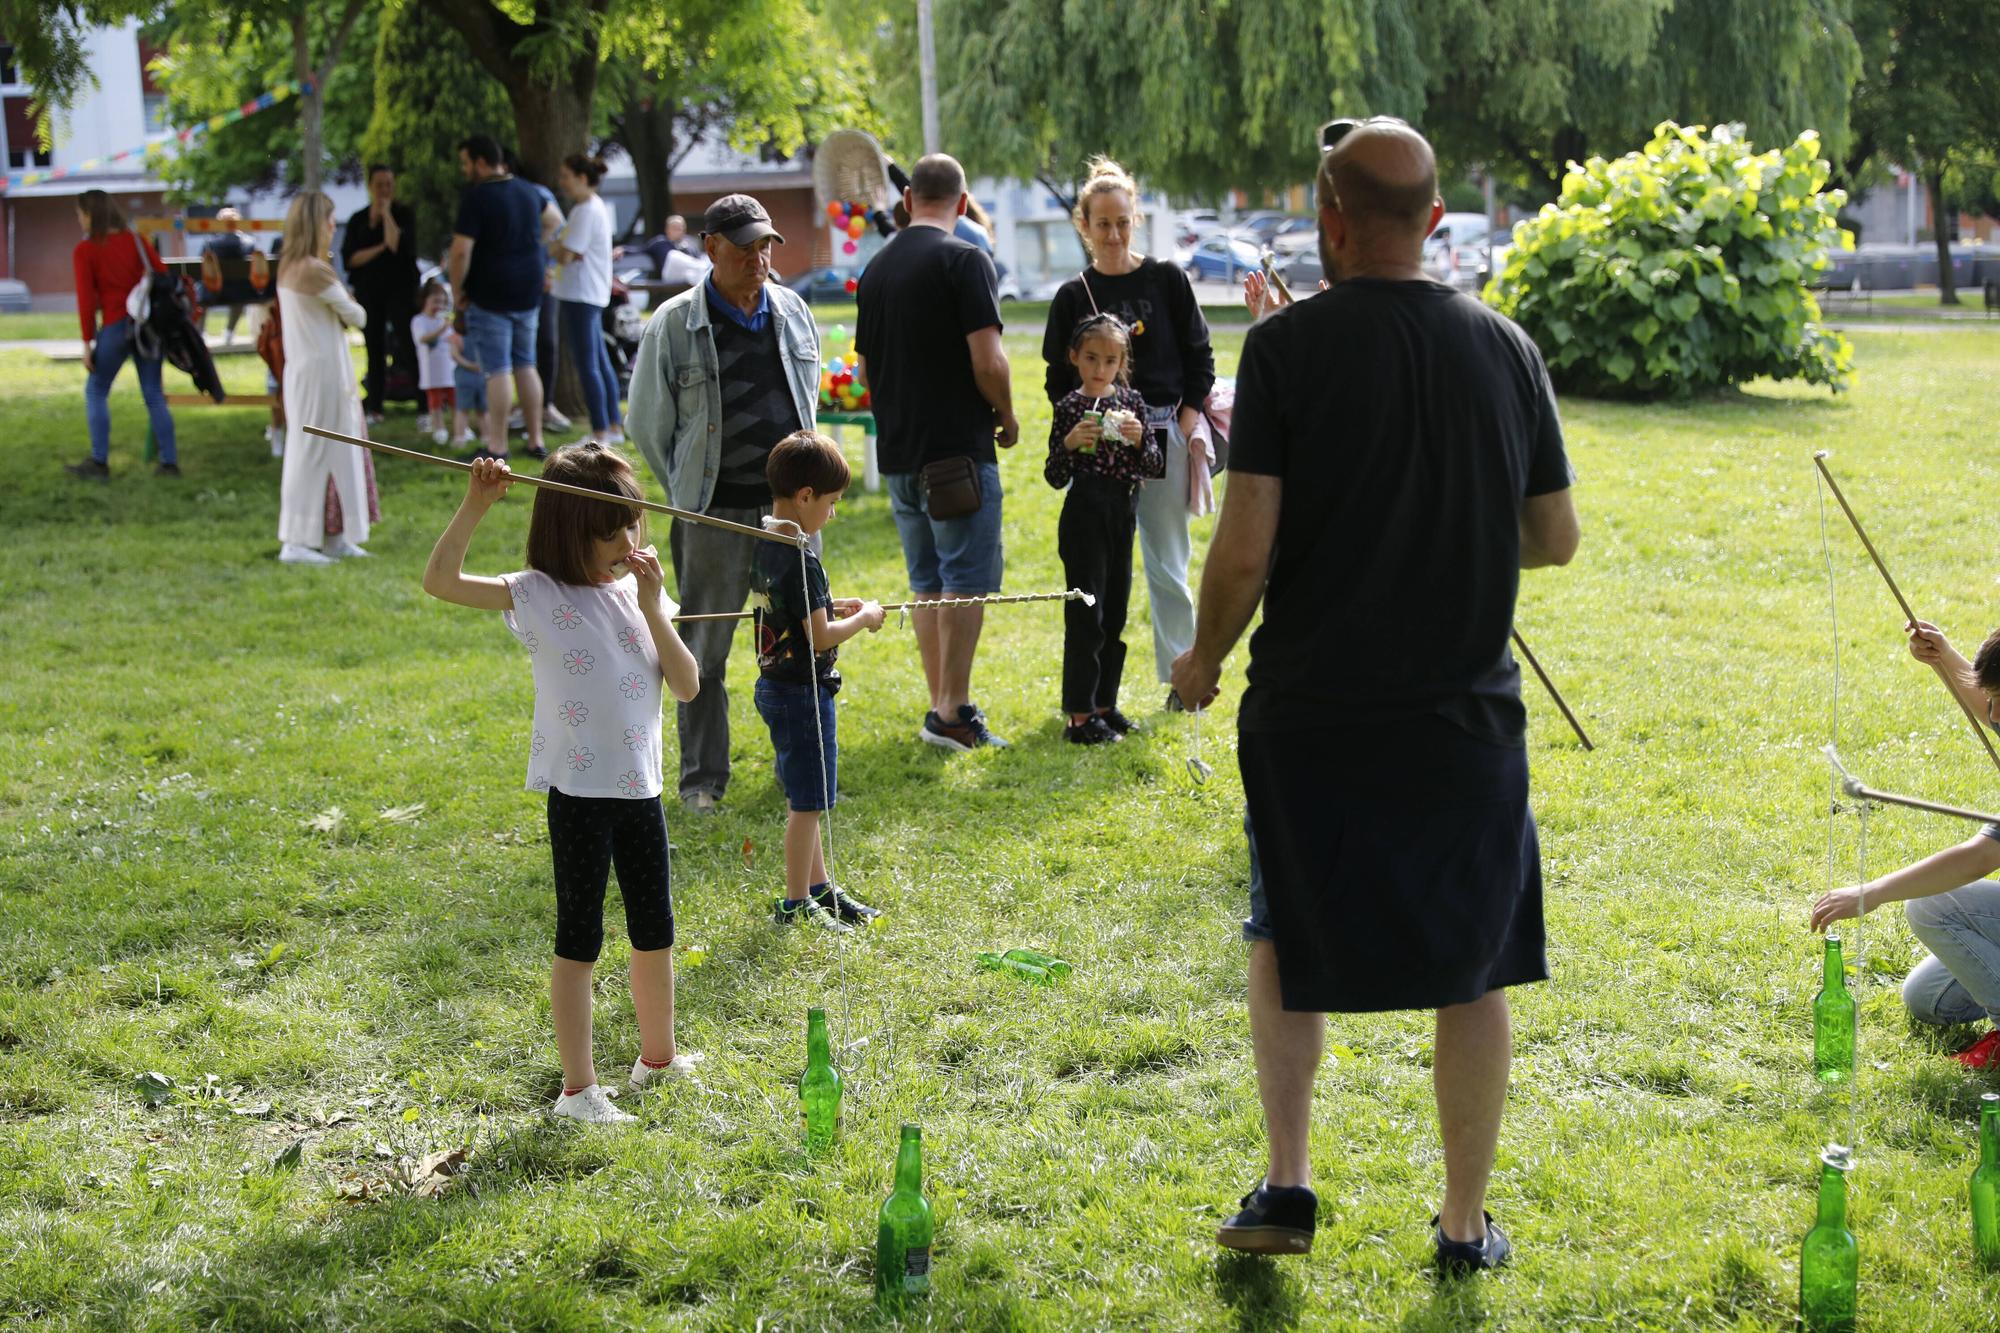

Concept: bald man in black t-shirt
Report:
left=1173, top=118, right=1580, bottom=1274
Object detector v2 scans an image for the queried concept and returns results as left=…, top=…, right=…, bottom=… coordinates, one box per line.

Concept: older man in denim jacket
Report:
left=627, top=194, right=821, bottom=815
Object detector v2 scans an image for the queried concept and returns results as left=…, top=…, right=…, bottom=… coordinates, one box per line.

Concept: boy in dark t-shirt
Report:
left=751, top=431, right=887, bottom=931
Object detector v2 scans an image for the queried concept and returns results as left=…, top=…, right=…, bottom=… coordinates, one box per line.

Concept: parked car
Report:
left=1269, top=216, right=1319, bottom=254
left=1424, top=212, right=1493, bottom=291
left=1175, top=209, right=1224, bottom=248
left=783, top=267, right=859, bottom=304
left=0, top=279, right=32, bottom=313
left=1182, top=234, right=1263, bottom=283
left=1234, top=212, right=1307, bottom=247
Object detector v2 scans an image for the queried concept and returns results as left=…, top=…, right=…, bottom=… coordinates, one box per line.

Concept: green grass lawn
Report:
left=6, top=324, right=2000, bottom=1329
left=0, top=312, right=90, bottom=341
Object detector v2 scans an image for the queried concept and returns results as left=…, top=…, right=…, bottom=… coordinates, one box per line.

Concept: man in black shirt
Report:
left=448, top=137, right=554, bottom=461
left=855, top=153, right=1020, bottom=751
left=1171, top=119, right=1580, bottom=1273
left=340, top=166, right=419, bottom=423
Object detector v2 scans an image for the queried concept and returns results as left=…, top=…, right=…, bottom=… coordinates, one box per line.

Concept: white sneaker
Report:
left=629, top=1051, right=705, bottom=1092
left=432, top=427, right=449, bottom=446
left=544, top=407, right=573, bottom=432
left=267, top=426, right=284, bottom=458
left=603, top=429, right=626, bottom=447
left=279, top=543, right=335, bottom=565
left=457, top=429, right=479, bottom=445
left=552, top=1084, right=637, bottom=1125
left=325, top=535, right=371, bottom=559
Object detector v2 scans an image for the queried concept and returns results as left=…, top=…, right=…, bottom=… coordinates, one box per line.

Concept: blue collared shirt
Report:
left=704, top=276, right=771, bottom=332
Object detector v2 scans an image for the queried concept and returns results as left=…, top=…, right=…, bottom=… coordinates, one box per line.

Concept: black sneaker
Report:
left=1097, top=707, right=1137, bottom=735
left=458, top=446, right=500, bottom=463
left=523, top=443, right=549, bottom=461
left=64, top=457, right=110, bottom=480
left=1433, top=1212, right=1511, bottom=1275
left=956, top=703, right=1009, bottom=749
left=1216, top=1181, right=1316, bottom=1255
left=811, top=883, right=882, bottom=924
left=1164, top=688, right=1187, bottom=713
left=772, top=897, right=852, bottom=933
left=153, top=462, right=182, bottom=478
left=919, top=710, right=978, bottom=753
left=1065, top=716, right=1122, bottom=745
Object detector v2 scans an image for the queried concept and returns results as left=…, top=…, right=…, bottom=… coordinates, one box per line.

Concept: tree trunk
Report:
left=622, top=97, right=678, bottom=236
left=293, top=14, right=321, bottom=193
left=1927, top=168, right=1960, bottom=306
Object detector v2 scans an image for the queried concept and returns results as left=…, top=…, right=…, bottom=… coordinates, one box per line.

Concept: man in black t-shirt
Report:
left=854, top=153, right=1020, bottom=752
left=1171, top=119, right=1580, bottom=1274
left=340, top=168, right=420, bottom=421
left=447, top=135, right=553, bottom=462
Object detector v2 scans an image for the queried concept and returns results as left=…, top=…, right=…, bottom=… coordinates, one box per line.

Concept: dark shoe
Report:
left=1216, top=1182, right=1316, bottom=1255
left=153, top=462, right=181, bottom=478
left=772, top=897, right=852, bottom=933
left=523, top=443, right=549, bottom=461
left=956, top=703, right=1009, bottom=749
left=458, top=446, right=499, bottom=463
left=64, top=457, right=110, bottom=481
left=1065, top=716, right=1123, bottom=745
left=1433, top=1211, right=1511, bottom=1275
left=811, top=883, right=882, bottom=924
left=1098, top=707, right=1137, bottom=735
left=920, top=710, right=978, bottom=753
left=1164, top=688, right=1187, bottom=713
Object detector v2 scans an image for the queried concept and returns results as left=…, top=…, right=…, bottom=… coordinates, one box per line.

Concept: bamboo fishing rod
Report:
left=1812, top=451, right=2000, bottom=777
left=301, top=426, right=806, bottom=547
left=1512, top=627, right=1594, bottom=751
left=1825, top=747, right=2000, bottom=824
left=671, top=589, right=1095, bottom=623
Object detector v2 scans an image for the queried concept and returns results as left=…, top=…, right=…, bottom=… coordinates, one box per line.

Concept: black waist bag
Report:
left=920, top=455, right=981, bottom=520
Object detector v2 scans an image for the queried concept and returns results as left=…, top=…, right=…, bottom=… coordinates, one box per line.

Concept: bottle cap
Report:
left=1821, top=1143, right=1854, bottom=1171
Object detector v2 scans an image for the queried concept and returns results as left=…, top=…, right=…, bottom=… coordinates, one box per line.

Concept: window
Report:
left=142, top=93, right=168, bottom=134
left=1012, top=219, right=1085, bottom=286
left=3, top=95, right=48, bottom=169
left=0, top=43, right=18, bottom=86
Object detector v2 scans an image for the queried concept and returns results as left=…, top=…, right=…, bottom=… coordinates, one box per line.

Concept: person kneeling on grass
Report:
left=1813, top=619, right=2000, bottom=1070
left=752, top=431, right=887, bottom=932
left=423, top=445, right=704, bottom=1124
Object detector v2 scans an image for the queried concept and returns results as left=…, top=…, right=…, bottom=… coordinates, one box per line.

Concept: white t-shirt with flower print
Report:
left=499, top=569, right=668, bottom=799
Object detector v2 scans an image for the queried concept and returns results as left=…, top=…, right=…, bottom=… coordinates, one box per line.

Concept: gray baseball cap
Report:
left=701, top=194, right=785, bottom=246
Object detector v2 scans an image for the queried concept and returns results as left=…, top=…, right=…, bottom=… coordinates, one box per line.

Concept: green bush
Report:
left=1486, top=122, right=1855, bottom=398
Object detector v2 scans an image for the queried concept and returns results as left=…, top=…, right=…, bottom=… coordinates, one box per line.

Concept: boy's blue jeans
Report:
left=754, top=675, right=838, bottom=813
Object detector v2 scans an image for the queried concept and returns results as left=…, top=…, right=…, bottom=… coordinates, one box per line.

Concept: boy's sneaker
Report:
left=811, top=883, right=882, bottom=924
left=774, top=897, right=853, bottom=933
left=1216, top=1181, right=1317, bottom=1255
left=628, top=1051, right=705, bottom=1092
left=552, top=1084, right=636, bottom=1125
left=1097, top=707, right=1137, bottom=735
left=1433, top=1212, right=1512, bottom=1275
left=920, top=710, right=977, bottom=753
left=1956, top=1029, right=2000, bottom=1069
left=64, top=457, right=110, bottom=481
left=1065, top=716, right=1123, bottom=745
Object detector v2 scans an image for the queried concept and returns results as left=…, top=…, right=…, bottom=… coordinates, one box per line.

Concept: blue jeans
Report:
left=1903, top=881, right=2000, bottom=1025
left=558, top=298, right=621, bottom=432
left=465, top=303, right=538, bottom=374
left=885, top=463, right=1005, bottom=595
left=86, top=317, right=176, bottom=464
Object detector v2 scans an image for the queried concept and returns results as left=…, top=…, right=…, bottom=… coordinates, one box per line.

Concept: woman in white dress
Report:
left=277, top=191, right=379, bottom=565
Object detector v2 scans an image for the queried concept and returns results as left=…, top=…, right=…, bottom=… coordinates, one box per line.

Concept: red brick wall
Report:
left=5, top=192, right=174, bottom=305
left=673, top=186, right=832, bottom=275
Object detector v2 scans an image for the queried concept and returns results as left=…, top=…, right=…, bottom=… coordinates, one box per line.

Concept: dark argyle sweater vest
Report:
left=710, top=315, right=803, bottom=509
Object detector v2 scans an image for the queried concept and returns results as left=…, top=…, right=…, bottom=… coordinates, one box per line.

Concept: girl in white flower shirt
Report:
left=423, top=444, right=702, bottom=1124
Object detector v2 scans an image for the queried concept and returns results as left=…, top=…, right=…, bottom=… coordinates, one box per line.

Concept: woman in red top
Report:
left=65, top=189, right=179, bottom=480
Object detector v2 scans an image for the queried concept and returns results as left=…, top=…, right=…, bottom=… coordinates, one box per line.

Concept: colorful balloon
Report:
left=844, top=277, right=858, bottom=294
left=842, top=239, right=858, bottom=255
left=847, top=215, right=867, bottom=239
left=826, top=201, right=844, bottom=220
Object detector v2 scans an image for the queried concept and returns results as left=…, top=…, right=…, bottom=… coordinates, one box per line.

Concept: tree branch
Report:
left=428, top=0, right=529, bottom=90
left=315, top=0, right=370, bottom=87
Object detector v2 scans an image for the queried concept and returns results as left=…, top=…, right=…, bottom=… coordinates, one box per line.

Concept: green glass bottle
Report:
left=1799, top=1146, right=1858, bottom=1333
left=1813, top=935, right=1856, bottom=1084
left=875, top=1123, right=934, bottom=1312
left=976, top=951, right=1051, bottom=983
left=1002, top=947, right=1072, bottom=978
left=1973, top=1092, right=2000, bottom=1268
left=800, top=1007, right=841, bottom=1151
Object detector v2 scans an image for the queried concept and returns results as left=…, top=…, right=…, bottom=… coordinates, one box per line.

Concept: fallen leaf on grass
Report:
left=400, top=1147, right=471, bottom=1199
left=335, top=1178, right=376, bottom=1202
left=231, top=1101, right=274, bottom=1118
left=303, top=807, right=346, bottom=837
left=273, top=1141, right=303, bottom=1172
left=377, top=803, right=426, bottom=827
left=260, top=942, right=289, bottom=969
left=134, top=1072, right=175, bottom=1107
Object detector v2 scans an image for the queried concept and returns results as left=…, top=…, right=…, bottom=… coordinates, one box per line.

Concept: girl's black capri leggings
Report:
left=545, top=787, right=675, bottom=962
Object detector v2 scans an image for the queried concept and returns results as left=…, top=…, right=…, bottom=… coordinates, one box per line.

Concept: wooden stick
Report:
left=1845, top=782, right=2000, bottom=826
left=671, top=589, right=1092, bottom=624
left=1512, top=627, right=1594, bottom=751
left=300, top=425, right=804, bottom=547
left=1812, top=451, right=2000, bottom=776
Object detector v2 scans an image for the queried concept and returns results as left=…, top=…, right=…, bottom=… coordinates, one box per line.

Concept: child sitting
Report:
left=750, top=430, right=887, bottom=932
left=1045, top=313, right=1162, bottom=744
left=410, top=279, right=455, bottom=447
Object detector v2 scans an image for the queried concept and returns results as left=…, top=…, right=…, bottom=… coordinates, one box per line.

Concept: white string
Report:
left=1816, top=464, right=1865, bottom=1162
